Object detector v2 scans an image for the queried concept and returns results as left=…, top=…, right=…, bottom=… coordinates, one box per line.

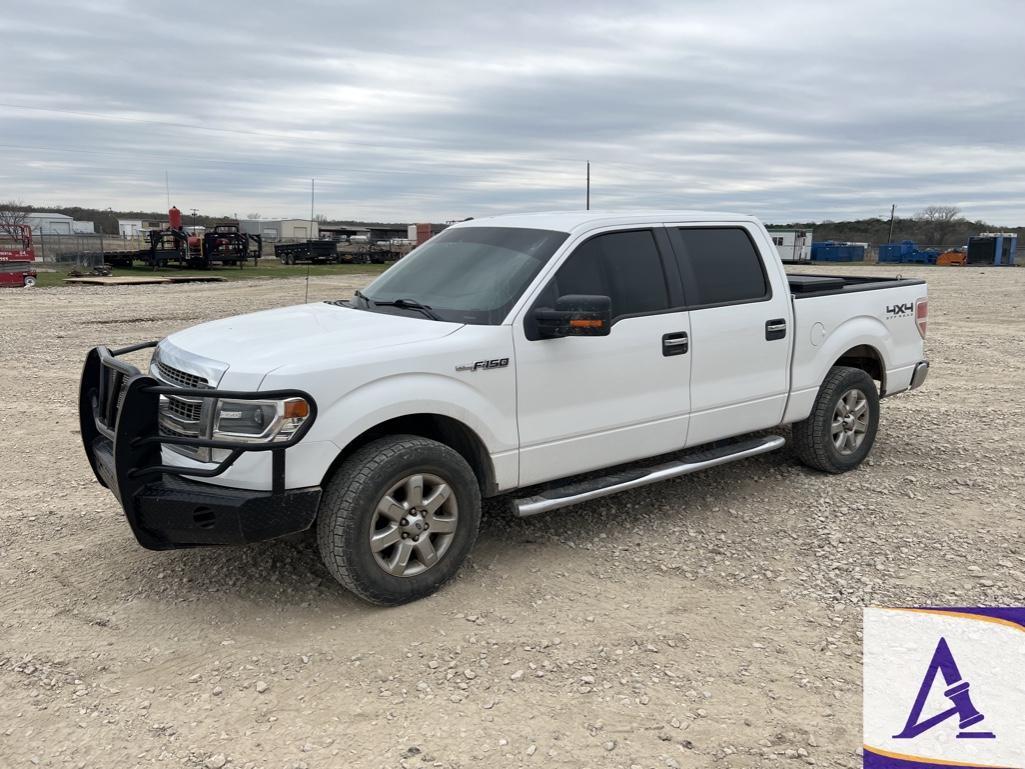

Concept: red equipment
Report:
left=0, top=224, right=37, bottom=287
left=168, top=206, right=183, bottom=230
left=0, top=263, right=38, bottom=287
left=0, top=224, right=36, bottom=262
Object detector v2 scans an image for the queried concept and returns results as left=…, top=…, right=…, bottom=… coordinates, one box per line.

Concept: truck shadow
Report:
left=97, top=443, right=797, bottom=613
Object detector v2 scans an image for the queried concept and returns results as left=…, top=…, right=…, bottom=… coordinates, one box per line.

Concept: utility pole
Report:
left=586, top=161, right=590, bottom=210
left=305, top=178, right=315, bottom=304
left=189, top=207, right=198, bottom=230
left=887, top=204, right=896, bottom=244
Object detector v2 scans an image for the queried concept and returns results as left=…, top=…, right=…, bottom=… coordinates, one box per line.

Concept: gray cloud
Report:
left=2, top=0, right=1023, bottom=223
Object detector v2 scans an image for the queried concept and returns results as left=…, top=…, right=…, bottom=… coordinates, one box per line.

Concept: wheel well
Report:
left=325, top=414, right=498, bottom=496
left=834, top=345, right=885, bottom=393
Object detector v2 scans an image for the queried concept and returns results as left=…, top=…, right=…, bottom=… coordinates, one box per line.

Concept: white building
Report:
left=24, top=212, right=96, bottom=235
left=118, top=218, right=167, bottom=238
left=239, top=219, right=318, bottom=241
left=766, top=228, right=813, bottom=262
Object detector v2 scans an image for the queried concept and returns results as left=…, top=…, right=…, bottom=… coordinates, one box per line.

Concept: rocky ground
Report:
left=1, top=265, right=1022, bottom=769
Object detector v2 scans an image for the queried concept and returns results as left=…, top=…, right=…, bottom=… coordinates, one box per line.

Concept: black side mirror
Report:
left=533, top=294, right=612, bottom=338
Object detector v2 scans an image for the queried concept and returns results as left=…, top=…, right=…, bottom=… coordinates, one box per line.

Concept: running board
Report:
left=513, top=435, right=785, bottom=518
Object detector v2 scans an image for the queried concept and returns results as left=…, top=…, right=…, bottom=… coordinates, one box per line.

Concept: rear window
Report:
left=672, top=228, right=769, bottom=306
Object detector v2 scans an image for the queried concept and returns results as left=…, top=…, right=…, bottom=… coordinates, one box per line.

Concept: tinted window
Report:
left=673, top=228, right=769, bottom=306
left=545, top=230, right=669, bottom=320
left=358, top=226, right=568, bottom=325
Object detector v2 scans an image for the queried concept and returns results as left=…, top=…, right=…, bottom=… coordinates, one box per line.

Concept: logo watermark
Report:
left=864, top=608, right=1025, bottom=768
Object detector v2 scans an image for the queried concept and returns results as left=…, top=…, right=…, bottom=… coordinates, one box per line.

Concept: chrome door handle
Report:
left=662, top=331, right=688, bottom=356
left=765, top=319, right=787, bottom=340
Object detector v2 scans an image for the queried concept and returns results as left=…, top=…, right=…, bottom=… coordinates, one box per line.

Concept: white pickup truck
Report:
left=80, top=211, right=929, bottom=604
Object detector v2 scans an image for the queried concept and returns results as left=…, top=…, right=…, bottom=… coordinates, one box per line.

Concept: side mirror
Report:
left=533, top=294, right=612, bottom=338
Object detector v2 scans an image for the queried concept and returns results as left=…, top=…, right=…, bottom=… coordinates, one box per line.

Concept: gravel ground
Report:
left=1, top=265, right=1023, bottom=769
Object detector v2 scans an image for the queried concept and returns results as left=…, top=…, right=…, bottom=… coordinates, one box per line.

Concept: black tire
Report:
left=317, top=435, right=481, bottom=605
left=792, top=366, right=880, bottom=473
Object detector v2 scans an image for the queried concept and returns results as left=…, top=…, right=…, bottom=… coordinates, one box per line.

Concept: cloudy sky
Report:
left=3, top=0, right=1024, bottom=223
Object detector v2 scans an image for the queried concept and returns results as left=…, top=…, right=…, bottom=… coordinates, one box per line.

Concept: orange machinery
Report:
left=936, top=249, right=967, bottom=266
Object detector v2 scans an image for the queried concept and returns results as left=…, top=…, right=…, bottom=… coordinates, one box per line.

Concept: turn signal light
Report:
left=915, top=298, right=928, bottom=339
left=569, top=319, right=604, bottom=329
left=284, top=398, right=310, bottom=419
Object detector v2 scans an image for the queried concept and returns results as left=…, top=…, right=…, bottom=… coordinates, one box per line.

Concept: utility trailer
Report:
left=198, top=224, right=261, bottom=268
left=275, top=240, right=339, bottom=265
left=108, top=223, right=261, bottom=270
left=339, top=240, right=411, bottom=264
left=104, top=227, right=190, bottom=269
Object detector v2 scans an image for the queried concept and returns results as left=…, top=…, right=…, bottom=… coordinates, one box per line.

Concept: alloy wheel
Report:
left=369, top=473, right=459, bottom=577
left=831, top=388, right=869, bottom=454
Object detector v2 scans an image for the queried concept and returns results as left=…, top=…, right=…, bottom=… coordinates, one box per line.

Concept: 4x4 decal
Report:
left=886, top=302, right=913, bottom=318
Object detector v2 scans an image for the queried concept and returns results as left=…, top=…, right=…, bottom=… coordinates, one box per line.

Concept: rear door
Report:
left=665, top=224, right=792, bottom=446
left=513, top=227, right=692, bottom=486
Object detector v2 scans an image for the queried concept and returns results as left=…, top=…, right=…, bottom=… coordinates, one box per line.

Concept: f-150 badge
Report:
left=456, top=358, right=509, bottom=372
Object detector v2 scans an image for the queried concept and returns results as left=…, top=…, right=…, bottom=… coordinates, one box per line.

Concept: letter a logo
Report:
left=893, top=637, right=995, bottom=740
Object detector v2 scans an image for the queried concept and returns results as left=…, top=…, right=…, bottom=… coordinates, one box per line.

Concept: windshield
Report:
left=354, top=226, right=568, bottom=325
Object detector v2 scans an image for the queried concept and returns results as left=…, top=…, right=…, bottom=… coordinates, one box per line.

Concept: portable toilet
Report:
left=966, top=233, right=1018, bottom=266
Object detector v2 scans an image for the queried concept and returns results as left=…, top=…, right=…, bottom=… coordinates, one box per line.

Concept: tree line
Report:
left=773, top=206, right=1023, bottom=247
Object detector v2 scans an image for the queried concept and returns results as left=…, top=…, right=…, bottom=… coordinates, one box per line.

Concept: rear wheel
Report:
left=317, top=435, right=481, bottom=605
left=792, top=366, right=880, bottom=473
left=22, top=275, right=37, bottom=287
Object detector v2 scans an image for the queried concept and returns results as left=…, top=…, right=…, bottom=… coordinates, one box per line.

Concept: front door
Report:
left=513, top=227, right=692, bottom=487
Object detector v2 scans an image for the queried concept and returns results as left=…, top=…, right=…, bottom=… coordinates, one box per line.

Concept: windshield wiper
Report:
left=360, top=294, right=442, bottom=321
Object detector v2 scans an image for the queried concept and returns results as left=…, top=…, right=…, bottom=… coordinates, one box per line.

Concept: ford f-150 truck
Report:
left=79, top=211, right=929, bottom=604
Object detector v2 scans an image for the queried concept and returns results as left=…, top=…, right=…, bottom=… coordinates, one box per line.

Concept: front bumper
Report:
left=79, top=342, right=321, bottom=550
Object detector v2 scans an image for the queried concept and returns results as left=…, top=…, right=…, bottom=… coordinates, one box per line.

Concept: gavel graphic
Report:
left=943, top=680, right=987, bottom=731
left=892, top=637, right=996, bottom=740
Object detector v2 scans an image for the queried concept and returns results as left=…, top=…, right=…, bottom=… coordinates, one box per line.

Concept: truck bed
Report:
left=787, top=273, right=925, bottom=298
left=787, top=271, right=928, bottom=404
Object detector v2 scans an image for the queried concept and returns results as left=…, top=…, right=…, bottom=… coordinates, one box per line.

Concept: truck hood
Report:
left=161, top=302, right=462, bottom=382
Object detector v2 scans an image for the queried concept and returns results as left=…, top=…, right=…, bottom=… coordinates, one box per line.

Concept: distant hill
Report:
left=768, top=216, right=1024, bottom=247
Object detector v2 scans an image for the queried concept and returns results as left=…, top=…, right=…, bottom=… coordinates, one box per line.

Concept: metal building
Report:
left=118, top=218, right=166, bottom=238
left=23, top=212, right=95, bottom=235
left=239, top=219, right=319, bottom=242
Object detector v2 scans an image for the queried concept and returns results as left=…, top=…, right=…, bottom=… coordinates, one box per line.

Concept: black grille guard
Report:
left=79, top=341, right=319, bottom=517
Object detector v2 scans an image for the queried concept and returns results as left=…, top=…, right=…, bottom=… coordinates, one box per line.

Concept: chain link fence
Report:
left=33, top=233, right=150, bottom=269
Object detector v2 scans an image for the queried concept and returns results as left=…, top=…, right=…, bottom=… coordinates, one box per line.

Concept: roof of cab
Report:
left=446, top=210, right=760, bottom=234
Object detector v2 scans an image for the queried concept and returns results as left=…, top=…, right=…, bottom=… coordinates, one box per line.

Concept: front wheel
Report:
left=792, top=366, right=880, bottom=473
left=23, top=275, right=37, bottom=287
left=317, top=435, right=481, bottom=605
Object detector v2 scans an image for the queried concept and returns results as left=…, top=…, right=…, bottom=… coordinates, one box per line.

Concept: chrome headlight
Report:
left=213, top=397, right=311, bottom=443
